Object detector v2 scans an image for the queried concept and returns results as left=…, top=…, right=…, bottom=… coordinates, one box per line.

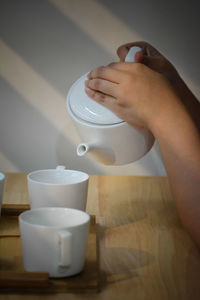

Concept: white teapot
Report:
left=67, top=47, right=154, bottom=165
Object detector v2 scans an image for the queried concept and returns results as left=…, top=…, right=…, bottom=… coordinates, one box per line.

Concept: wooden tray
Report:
left=0, top=204, right=100, bottom=293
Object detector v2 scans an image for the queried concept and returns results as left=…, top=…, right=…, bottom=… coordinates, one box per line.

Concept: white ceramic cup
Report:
left=27, top=166, right=89, bottom=210
left=19, top=207, right=90, bottom=278
left=0, top=172, right=5, bottom=215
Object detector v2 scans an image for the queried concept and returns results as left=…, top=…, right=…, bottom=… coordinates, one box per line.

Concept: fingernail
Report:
left=85, top=87, right=93, bottom=96
left=87, top=72, right=91, bottom=79
left=135, top=51, right=143, bottom=62
left=85, top=79, right=89, bottom=87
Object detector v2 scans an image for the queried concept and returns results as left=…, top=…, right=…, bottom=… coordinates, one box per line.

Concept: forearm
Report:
left=151, top=99, right=200, bottom=246
left=172, top=75, right=200, bottom=131
left=85, top=57, right=200, bottom=247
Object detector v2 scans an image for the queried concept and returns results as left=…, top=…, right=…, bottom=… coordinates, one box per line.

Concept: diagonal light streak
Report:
left=49, top=0, right=141, bottom=57
left=0, top=39, right=75, bottom=135
left=0, top=39, right=105, bottom=172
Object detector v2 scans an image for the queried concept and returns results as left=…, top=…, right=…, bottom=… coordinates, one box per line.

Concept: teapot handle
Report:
left=125, top=46, right=142, bottom=63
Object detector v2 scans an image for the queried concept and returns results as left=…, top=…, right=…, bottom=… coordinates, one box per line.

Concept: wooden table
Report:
left=1, top=173, right=200, bottom=299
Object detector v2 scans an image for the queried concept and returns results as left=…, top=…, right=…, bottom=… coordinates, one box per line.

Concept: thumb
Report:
left=139, top=54, right=165, bottom=73
left=134, top=51, right=143, bottom=63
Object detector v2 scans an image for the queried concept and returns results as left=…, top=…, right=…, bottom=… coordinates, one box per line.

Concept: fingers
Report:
left=107, top=62, right=130, bottom=71
left=117, top=41, right=169, bottom=75
left=117, top=44, right=130, bottom=62
left=140, top=55, right=167, bottom=74
left=87, top=65, right=122, bottom=83
left=85, top=86, right=117, bottom=111
left=117, top=41, right=147, bottom=61
left=86, top=65, right=121, bottom=99
left=85, top=78, right=118, bottom=98
left=145, top=44, right=161, bottom=57
left=134, top=51, right=143, bottom=63
left=117, top=41, right=161, bottom=61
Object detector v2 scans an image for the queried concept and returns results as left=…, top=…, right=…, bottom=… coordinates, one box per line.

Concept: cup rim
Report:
left=19, top=207, right=90, bottom=229
left=27, top=169, right=89, bottom=186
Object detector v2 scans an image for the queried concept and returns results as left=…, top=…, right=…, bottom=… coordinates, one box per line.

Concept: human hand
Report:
left=117, top=41, right=179, bottom=85
left=117, top=41, right=200, bottom=132
left=85, top=61, right=180, bottom=132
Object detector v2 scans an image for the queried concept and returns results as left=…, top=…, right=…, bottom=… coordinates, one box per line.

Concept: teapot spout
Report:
left=77, top=143, right=90, bottom=157
left=76, top=142, right=115, bottom=165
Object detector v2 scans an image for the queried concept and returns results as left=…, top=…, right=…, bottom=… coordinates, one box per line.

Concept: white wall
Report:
left=0, top=0, right=199, bottom=175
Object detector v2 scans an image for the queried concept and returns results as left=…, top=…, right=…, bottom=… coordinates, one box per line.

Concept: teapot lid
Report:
left=67, top=73, right=123, bottom=125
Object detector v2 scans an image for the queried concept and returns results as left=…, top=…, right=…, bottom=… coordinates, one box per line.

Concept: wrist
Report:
left=148, top=93, right=186, bottom=139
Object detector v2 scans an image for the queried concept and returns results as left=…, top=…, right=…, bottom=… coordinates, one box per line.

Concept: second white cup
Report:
left=19, top=207, right=90, bottom=277
left=27, top=166, right=89, bottom=210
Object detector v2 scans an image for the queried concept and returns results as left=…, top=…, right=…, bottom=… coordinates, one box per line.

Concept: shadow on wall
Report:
left=0, top=0, right=111, bottom=173
left=0, top=0, right=113, bottom=94
left=0, top=77, right=102, bottom=173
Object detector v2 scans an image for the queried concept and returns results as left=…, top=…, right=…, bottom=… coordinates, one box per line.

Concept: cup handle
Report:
left=58, top=230, right=72, bottom=267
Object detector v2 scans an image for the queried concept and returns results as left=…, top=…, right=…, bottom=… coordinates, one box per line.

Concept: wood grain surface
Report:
left=1, top=173, right=200, bottom=299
